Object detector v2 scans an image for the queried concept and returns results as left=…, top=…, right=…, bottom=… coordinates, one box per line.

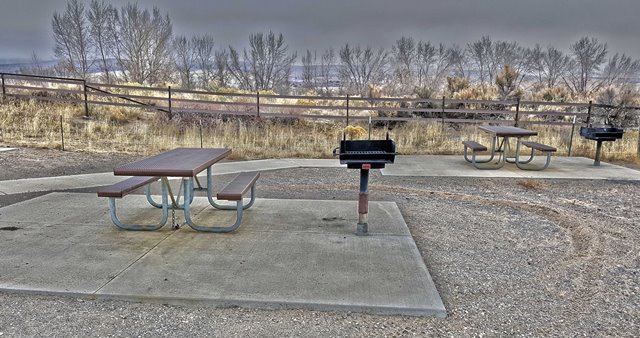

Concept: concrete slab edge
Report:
left=0, top=287, right=447, bottom=318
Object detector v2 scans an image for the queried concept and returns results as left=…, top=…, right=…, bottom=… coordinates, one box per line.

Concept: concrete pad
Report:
left=383, top=155, right=640, bottom=180
left=0, top=193, right=445, bottom=317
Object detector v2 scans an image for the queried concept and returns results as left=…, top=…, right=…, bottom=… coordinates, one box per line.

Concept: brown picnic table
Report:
left=98, top=147, right=260, bottom=232
left=463, top=125, right=558, bottom=170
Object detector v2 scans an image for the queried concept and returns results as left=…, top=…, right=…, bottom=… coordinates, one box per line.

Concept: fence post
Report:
left=637, top=113, right=640, bottom=158
left=514, top=97, right=520, bottom=127
left=441, top=96, right=445, bottom=127
left=586, top=100, right=593, bottom=126
left=60, top=115, right=65, bottom=151
left=346, top=94, right=350, bottom=126
left=256, top=91, right=260, bottom=117
left=199, top=120, right=203, bottom=148
left=1, top=73, right=5, bottom=101
left=83, top=80, right=89, bottom=118
left=568, top=115, right=577, bottom=156
left=168, top=86, right=172, bottom=120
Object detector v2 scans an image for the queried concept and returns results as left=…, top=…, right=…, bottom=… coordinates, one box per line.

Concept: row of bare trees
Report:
left=45, top=1, right=640, bottom=98
left=52, top=0, right=172, bottom=84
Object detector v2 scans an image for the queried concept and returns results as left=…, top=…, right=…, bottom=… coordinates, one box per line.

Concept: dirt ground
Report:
left=0, top=147, right=639, bottom=337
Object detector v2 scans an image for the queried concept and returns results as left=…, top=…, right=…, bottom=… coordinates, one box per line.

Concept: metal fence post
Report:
left=568, top=115, right=577, bottom=156
left=83, top=80, right=89, bottom=118
left=60, top=115, right=65, bottom=151
left=346, top=94, right=350, bottom=126
left=637, top=113, right=640, bottom=158
left=1, top=73, right=6, bottom=100
left=586, top=100, right=593, bottom=125
left=256, top=91, right=260, bottom=117
left=199, top=120, right=203, bottom=148
left=514, top=97, right=520, bottom=127
left=441, top=96, right=446, bottom=127
left=168, top=86, right=172, bottom=120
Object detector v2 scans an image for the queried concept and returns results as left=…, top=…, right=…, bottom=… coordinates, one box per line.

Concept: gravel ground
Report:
left=1, top=148, right=639, bottom=337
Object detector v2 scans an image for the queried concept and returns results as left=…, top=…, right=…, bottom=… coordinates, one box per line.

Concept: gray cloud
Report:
left=1, top=0, right=639, bottom=60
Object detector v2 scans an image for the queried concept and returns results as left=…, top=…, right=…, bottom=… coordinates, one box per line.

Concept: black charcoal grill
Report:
left=579, top=126, right=624, bottom=166
left=333, top=134, right=397, bottom=235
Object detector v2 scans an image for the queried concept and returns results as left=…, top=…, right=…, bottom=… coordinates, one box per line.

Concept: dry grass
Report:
left=1, top=98, right=639, bottom=163
left=517, top=179, right=546, bottom=190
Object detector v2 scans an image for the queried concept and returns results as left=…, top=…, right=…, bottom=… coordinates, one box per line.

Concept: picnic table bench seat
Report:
left=520, top=141, right=557, bottom=153
left=97, top=176, right=168, bottom=231
left=217, top=172, right=260, bottom=201
left=516, top=141, right=557, bottom=171
left=97, top=176, right=159, bottom=198
left=462, top=140, right=487, bottom=152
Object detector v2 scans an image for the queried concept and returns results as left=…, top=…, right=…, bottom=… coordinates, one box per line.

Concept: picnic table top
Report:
left=478, top=126, right=538, bottom=137
left=114, top=148, right=231, bottom=177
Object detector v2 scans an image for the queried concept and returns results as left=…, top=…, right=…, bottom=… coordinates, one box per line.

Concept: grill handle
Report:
left=332, top=147, right=340, bottom=156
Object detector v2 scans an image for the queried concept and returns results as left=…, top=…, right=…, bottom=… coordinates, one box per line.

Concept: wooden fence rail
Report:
left=2, top=72, right=639, bottom=128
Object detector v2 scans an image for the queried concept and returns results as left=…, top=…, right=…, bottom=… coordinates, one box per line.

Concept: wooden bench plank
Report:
left=217, top=172, right=260, bottom=201
left=462, top=140, right=487, bottom=152
left=521, top=141, right=557, bottom=152
left=97, top=176, right=159, bottom=198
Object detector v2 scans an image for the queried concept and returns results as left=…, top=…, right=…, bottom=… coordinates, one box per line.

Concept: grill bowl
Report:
left=580, top=127, right=624, bottom=141
left=335, top=139, right=397, bottom=169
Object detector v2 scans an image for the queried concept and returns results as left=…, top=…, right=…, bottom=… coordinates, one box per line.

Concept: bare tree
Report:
left=87, top=0, right=117, bottom=83
left=112, top=3, right=173, bottom=84
left=415, top=42, right=455, bottom=94
left=52, top=0, right=92, bottom=78
left=301, top=49, right=317, bottom=91
left=491, top=41, right=529, bottom=86
left=466, top=36, right=493, bottom=84
left=228, top=31, right=297, bottom=92
left=213, top=48, right=230, bottom=88
left=193, top=34, right=215, bottom=89
left=391, top=36, right=417, bottom=94
left=448, top=44, right=470, bottom=79
left=339, top=44, right=389, bottom=96
left=542, top=46, right=572, bottom=88
left=601, top=53, right=640, bottom=87
left=227, top=47, right=252, bottom=90
left=565, top=36, right=608, bottom=94
left=318, top=48, right=336, bottom=95
left=173, top=35, right=196, bottom=89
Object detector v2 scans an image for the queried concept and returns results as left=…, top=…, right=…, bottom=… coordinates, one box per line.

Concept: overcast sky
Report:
left=1, top=0, right=639, bottom=61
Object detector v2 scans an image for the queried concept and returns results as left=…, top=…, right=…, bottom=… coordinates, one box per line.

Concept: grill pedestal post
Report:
left=357, top=167, right=369, bottom=235
left=594, top=140, right=603, bottom=166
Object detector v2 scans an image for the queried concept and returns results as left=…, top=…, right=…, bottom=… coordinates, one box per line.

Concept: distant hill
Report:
left=0, top=59, right=58, bottom=73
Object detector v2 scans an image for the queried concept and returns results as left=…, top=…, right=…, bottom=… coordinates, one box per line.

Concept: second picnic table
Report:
left=476, top=126, right=537, bottom=169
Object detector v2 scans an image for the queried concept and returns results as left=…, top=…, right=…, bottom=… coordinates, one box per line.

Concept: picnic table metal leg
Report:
left=463, top=137, right=497, bottom=163
left=145, top=183, right=163, bottom=208
left=515, top=143, right=552, bottom=171
left=513, top=140, right=535, bottom=164
left=472, top=136, right=506, bottom=169
left=182, top=177, right=244, bottom=233
left=205, top=166, right=256, bottom=210
left=108, top=183, right=169, bottom=231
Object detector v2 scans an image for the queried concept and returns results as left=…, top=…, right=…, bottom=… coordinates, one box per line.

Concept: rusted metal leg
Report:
left=357, top=168, right=369, bottom=235
left=594, top=140, right=603, bottom=166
